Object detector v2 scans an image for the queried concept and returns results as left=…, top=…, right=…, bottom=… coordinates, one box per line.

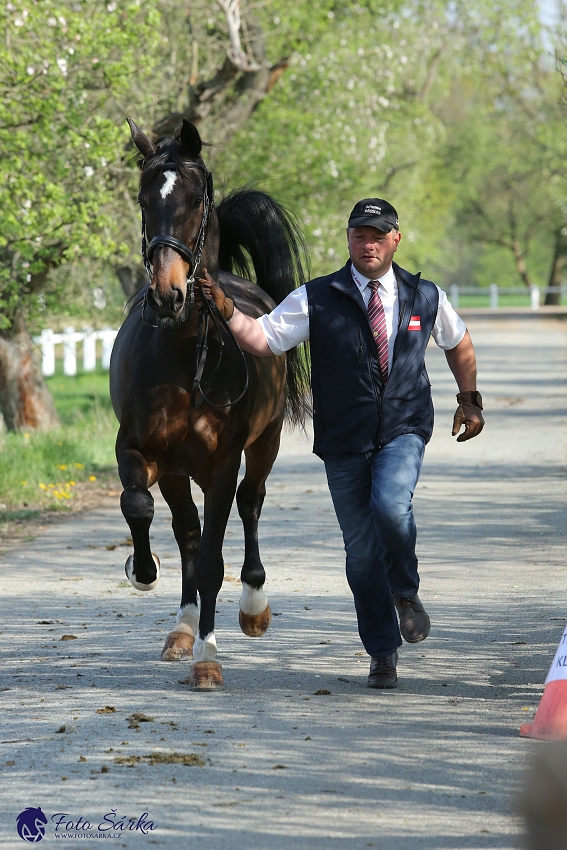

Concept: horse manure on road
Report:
left=126, top=712, right=154, bottom=729
left=114, top=752, right=205, bottom=767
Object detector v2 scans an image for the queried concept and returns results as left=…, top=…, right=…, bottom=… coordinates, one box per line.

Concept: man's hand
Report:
left=452, top=391, right=484, bottom=442
left=194, top=268, right=234, bottom=321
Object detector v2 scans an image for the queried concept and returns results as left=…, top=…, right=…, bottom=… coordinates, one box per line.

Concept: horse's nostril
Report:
left=171, top=286, right=184, bottom=308
left=147, top=287, right=160, bottom=308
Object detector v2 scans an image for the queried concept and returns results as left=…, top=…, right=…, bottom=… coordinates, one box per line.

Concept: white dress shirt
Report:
left=256, top=264, right=466, bottom=365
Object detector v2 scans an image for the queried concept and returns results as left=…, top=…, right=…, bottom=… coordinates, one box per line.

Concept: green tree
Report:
left=0, top=0, right=161, bottom=429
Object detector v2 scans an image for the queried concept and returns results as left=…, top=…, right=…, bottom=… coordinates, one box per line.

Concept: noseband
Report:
left=140, top=159, right=213, bottom=328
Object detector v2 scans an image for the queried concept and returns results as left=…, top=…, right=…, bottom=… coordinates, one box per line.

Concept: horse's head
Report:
left=128, top=118, right=219, bottom=323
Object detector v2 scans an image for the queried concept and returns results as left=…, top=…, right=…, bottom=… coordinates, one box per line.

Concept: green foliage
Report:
left=0, top=0, right=162, bottom=330
left=214, top=0, right=562, bottom=288
left=0, top=368, right=117, bottom=509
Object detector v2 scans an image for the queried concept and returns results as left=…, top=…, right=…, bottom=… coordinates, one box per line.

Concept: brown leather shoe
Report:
left=392, top=593, right=430, bottom=643
left=368, top=650, right=398, bottom=689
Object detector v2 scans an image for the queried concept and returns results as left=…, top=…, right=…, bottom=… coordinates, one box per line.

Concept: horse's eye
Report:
left=193, top=196, right=203, bottom=208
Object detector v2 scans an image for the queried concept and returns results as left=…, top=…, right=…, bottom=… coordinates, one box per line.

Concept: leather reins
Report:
left=138, top=157, right=249, bottom=409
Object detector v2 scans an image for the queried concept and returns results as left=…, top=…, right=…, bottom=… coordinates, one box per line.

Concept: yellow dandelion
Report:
left=39, top=483, right=47, bottom=490
left=23, top=432, right=30, bottom=440
left=89, top=475, right=97, bottom=482
left=21, top=480, right=27, bottom=486
left=48, top=484, right=55, bottom=489
left=56, top=464, right=68, bottom=471
left=68, top=481, right=76, bottom=487
left=74, top=462, right=84, bottom=469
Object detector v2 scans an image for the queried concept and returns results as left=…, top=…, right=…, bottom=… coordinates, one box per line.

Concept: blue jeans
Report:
left=324, top=434, right=426, bottom=658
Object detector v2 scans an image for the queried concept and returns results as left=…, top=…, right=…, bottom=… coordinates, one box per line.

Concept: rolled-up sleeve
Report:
left=256, top=286, right=310, bottom=355
left=431, top=286, right=467, bottom=350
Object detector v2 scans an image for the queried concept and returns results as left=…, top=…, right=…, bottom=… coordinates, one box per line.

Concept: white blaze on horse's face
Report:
left=160, top=170, right=178, bottom=199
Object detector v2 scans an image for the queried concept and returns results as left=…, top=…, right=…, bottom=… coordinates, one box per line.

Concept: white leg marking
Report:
left=193, top=631, right=217, bottom=662
left=170, top=603, right=199, bottom=637
left=160, top=170, right=178, bottom=199
left=125, top=553, right=160, bottom=591
left=240, top=582, right=268, bottom=615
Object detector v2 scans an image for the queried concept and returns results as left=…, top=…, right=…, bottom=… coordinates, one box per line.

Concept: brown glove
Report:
left=194, top=267, right=234, bottom=321
left=452, top=391, right=484, bottom=442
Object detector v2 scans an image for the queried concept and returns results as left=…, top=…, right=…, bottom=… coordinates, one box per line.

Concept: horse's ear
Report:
left=178, top=119, right=202, bottom=158
left=127, top=118, right=156, bottom=158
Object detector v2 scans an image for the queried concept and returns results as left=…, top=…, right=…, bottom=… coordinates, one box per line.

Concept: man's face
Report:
left=347, top=225, right=401, bottom=278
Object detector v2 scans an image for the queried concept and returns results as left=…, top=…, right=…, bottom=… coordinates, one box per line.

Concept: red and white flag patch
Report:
left=408, top=315, right=421, bottom=331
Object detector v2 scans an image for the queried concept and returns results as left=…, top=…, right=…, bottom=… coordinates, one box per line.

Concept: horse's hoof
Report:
left=125, top=553, right=160, bottom=591
left=160, top=632, right=195, bottom=661
left=239, top=604, right=272, bottom=637
left=189, top=661, right=224, bottom=691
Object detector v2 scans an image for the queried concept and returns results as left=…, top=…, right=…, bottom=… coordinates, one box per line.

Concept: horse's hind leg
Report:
left=119, top=447, right=160, bottom=591
left=158, top=474, right=201, bottom=661
left=236, top=418, right=282, bottom=637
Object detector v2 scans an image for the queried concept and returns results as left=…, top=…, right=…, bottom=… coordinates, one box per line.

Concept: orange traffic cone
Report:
left=520, top=623, right=567, bottom=741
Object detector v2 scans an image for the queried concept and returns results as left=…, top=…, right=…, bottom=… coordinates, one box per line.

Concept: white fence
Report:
left=447, top=284, right=566, bottom=310
left=33, top=327, right=118, bottom=377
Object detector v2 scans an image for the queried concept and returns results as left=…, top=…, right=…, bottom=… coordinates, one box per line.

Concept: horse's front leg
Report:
left=158, top=473, right=201, bottom=661
left=118, top=445, right=160, bottom=591
left=190, top=458, right=240, bottom=691
left=236, top=417, right=282, bottom=636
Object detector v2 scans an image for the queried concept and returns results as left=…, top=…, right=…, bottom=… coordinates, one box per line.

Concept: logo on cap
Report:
left=364, top=205, right=382, bottom=214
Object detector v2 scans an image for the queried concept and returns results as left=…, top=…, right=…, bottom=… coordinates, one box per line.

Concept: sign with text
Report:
left=545, top=623, right=567, bottom=684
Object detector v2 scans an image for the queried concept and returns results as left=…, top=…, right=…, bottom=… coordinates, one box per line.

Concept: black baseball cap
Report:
left=348, top=198, right=399, bottom=232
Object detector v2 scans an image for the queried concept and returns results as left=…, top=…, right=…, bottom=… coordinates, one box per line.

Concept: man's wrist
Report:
left=457, top=390, right=483, bottom=409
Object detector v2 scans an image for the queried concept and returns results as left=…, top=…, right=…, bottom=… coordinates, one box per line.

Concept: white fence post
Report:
left=100, top=328, right=117, bottom=370
left=490, top=283, right=499, bottom=309
left=450, top=284, right=459, bottom=308
left=38, top=328, right=56, bottom=377
left=530, top=286, right=541, bottom=310
left=82, top=327, right=97, bottom=372
left=63, top=327, right=77, bottom=376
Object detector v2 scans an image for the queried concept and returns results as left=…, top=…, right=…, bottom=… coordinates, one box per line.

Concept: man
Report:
left=196, top=198, right=484, bottom=688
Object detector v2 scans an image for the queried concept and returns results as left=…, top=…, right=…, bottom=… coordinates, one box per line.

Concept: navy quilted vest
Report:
left=306, top=260, right=439, bottom=456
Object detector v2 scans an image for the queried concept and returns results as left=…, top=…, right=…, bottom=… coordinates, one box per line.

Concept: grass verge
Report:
left=0, top=368, right=120, bottom=542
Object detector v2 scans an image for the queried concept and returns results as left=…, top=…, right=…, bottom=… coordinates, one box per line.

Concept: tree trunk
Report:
left=511, top=237, right=535, bottom=289
left=116, top=265, right=148, bottom=299
left=545, top=227, right=567, bottom=306
left=0, top=317, right=59, bottom=432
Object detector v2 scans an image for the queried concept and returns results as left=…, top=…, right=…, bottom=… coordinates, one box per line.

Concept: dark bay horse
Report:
left=109, top=119, right=308, bottom=689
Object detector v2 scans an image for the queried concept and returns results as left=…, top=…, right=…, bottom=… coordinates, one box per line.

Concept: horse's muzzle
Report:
left=146, top=283, right=185, bottom=319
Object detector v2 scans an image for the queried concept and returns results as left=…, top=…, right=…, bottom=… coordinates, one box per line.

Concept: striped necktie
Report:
left=367, top=280, right=389, bottom=381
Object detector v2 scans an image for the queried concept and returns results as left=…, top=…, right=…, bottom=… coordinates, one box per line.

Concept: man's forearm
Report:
left=445, top=330, right=477, bottom=391
left=229, top=308, right=273, bottom=357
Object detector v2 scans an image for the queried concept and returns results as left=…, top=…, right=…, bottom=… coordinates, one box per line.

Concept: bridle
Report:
left=140, top=159, right=213, bottom=327
left=138, top=156, right=249, bottom=409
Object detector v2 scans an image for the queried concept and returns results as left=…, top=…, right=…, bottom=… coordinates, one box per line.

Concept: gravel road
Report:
left=1, top=314, right=566, bottom=850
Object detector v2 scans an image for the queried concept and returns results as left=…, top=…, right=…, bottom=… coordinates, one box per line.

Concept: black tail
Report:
left=216, top=188, right=311, bottom=428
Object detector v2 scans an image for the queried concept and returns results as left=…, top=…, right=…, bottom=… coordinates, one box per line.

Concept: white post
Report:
left=82, top=327, right=97, bottom=372
left=530, top=286, right=541, bottom=310
left=38, top=328, right=56, bottom=377
left=490, top=283, right=499, bottom=309
left=450, top=284, right=459, bottom=308
left=63, top=327, right=77, bottom=376
left=100, top=328, right=117, bottom=370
